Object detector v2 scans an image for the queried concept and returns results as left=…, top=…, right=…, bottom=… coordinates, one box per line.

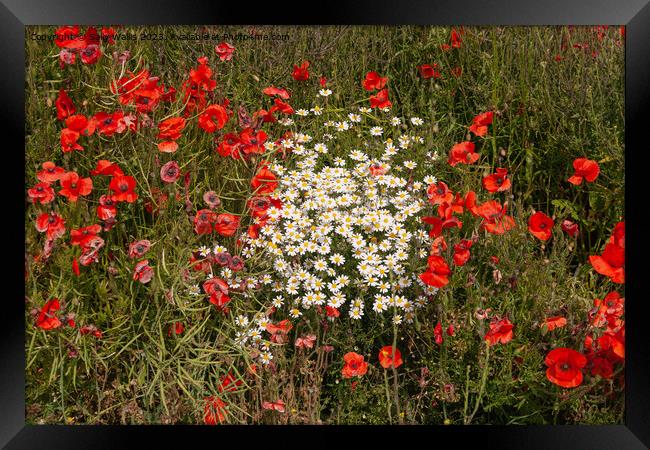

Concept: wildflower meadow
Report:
left=25, top=25, right=625, bottom=425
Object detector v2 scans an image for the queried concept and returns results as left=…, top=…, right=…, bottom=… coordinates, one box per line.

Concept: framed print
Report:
left=2, top=0, right=650, bottom=448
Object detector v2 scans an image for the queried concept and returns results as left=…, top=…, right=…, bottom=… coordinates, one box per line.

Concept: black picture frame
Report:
left=3, top=1, right=649, bottom=448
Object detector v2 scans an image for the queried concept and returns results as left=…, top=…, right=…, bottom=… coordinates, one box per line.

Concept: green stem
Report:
left=465, top=343, right=491, bottom=425
left=383, top=369, right=393, bottom=424
left=391, top=322, right=403, bottom=424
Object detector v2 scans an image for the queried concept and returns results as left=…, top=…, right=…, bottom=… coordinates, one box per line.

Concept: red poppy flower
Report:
left=72, top=257, right=80, bottom=276
left=545, top=347, right=587, bottom=388
left=96, top=195, right=117, bottom=221
left=369, top=88, right=391, bottom=109
left=37, top=161, right=66, bottom=183
left=214, top=213, right=240, bottom=237
left=589, top=242, right=625, bottom=284
left=426, top=181, right=454, bottom=205
left=451, top=28, right=462, bottom=48
left=128, top=240, right=151, bottom=259
left=90, top=160, right=124, bottom=177
left=54, top=26, right=82, bottom=49
left=215, top=42, right=235, bottom=61
left=247, top=196, right=274, bottom=218
left=528, top=211, right=554, bottom=241
left=295, top=334, right=317, bottom=349
left=326, top=306, right=340, bottom=318
left=70, top=225, right=101, bottom=249
left=453, top=239, right=473, bottom=266
left=202, top=191, right=221, bottom=209
left=35, top=298, right=62, bottom=330
left=611, top=221, right=625, bottom=248
left=203, top=278, right=230, bottom=305
left=55, top=88, right=75, bottom=120
left=266, top=319, right=293, bottom=335
left=251, top=166, right=278, bottom=195
left=59, top=172, right=92, bottom=202
left=60, top=128, right=83, bottom=153
left=484, top=317, right=514, bottom=346
left=362, top=71, right=387, bottom=91
left=160, top=161, right=180, bottom=184
left=168, top=321, right=185, bottom=337
left=229, top=256, right=245, bottom=272
left=434, top=321, right=443, bottom=345
left=66, top=114, right=92, bottom=134
left=590, top=356, right=614, bottom=379
left=378, top=345, right=403, bottom=369
left=341, top=352, right=369, bottom=378
left=198, top=104, right=229, bottom=133
left=133, top=260, right=154, bottom=284
left=591, top=291, right=625, bottom=327
left=204, top=396, right=227, bottom=425
left=58, top=48, right=76, bottom=67
left=252, top=108, right=277, bottom=125
left=469, top=111, right=494, bottom=137
left=189, top=57, right=217, bottom=92
left=35, top=212, right=66, bottom=240
left=447, top=324, right=455, bottom=336
left=262, top=399, right=286, bottom=413
left=476, top=200, right=516, bottom=235
left=270, top=98, right=294, bottom=115
left=561, top=219, right=579, bottom=237
left=417, top=64, right=441, bottom=79
left=28, top=182, right=55, bottom=204
left=157, top=141, right=179, bottom=153
left=193, top=209, right=216, bottom=235
left=568, top=158, right=600, bottom=185
left=464, top=191, right=479, bottom=216
left=448, top=141, right=479, bottom=166
left=292, top=61, right=310, bottom=81
left=111, top=69, right=147, bottom=99
left=158, top=117, right=185, bottom=141
left=420, top=255, right=451, bottom=287
left=211, top=252, right=231, bottom=268
left=92, top=111, right=125, bottom=136
left=262, top=86, right=291, bottom=99
left=369, top=164, right=388, bottom=176
left=437, top=193, right=465, bottom=218
left=101, top=26, right=116, bottom=44
left=131, top=81, right=165, bottom=114
left=109, top=175, right=138, bottom=203
left=157, top=117, right=186, bottom=153
left=319, top=76, right=327, bottom=88
left=80, top=44, right=101, bottom=64
left=218, top=372, right=243, bottom=393
left=482, top=168, right=510, bottom=193
left=216, top=133, right=241, bottom=158
left=542, top=316, right=568, bottom=332
left=79, top=324, right=103, bottom=338
left=77, top=235, right=104, bottom=266
left=430, top=236, right=448, bottom=256
left=239, top=128, right=268, bottom=156
left=598, top=328, right=625, bottom=360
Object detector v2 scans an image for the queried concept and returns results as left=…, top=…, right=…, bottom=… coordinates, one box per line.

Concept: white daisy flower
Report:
left=260, top=352, right=273, bottom=365
left=370, top=126, right=383, bottom=136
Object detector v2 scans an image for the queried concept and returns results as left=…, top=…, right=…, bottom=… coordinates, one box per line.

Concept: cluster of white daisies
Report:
left=190, top=94, right=443, bottom=365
